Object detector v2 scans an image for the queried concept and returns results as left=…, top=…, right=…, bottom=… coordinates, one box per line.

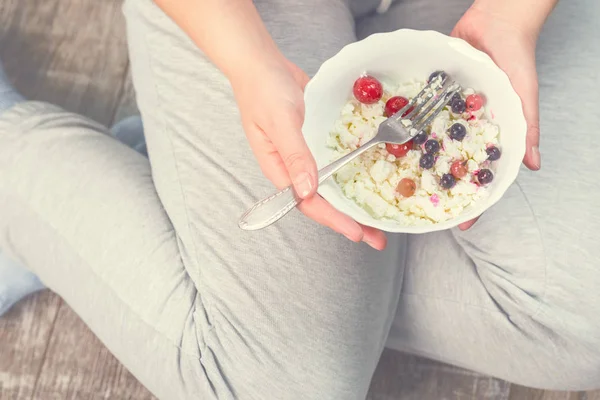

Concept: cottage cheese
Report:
left=327, top=79, right=500, bottom=226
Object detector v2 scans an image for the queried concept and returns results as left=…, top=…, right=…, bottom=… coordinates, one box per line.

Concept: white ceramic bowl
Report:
left=302, top=29, right=527, bottom=234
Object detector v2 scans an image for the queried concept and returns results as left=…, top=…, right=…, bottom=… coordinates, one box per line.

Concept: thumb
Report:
left=297, top=71, right=310, bottom=91
left=504, top=57, right=541, bottom=170
left=285, top=60, right=311, bottom=90
left=517, top=73, right=541, bottom=171
left=269, top=108, right=318, bottom=199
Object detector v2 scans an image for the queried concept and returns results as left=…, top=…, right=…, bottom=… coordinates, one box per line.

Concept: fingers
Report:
left=519, top=76, right=541, bottom=171
left=458, top=216, right=479, bottom=231
left=239, top=62, right=386, bottom=249
left=524, top=121, right=541, bottom=171
left=268, top=106, right=318, bottom=200
left=293, top=68, right=310, bottom=90
left=299, top=195, right=387, bottom=250
left=245, top=126, right=387, bottom=250
left=298, top=73, right=310, bottom=90
left=285, top=60, right=311, bottom=90
left=360, top=224, right=387, bottom=251
left=298, top=196, right=363, bottom=241
left=505, top=58, right=541, bottom=171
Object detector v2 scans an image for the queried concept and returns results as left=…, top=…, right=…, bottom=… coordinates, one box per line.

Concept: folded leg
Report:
left=358, top=0, right=600, bottom=390
left=1, top=1, right=407, bottom=399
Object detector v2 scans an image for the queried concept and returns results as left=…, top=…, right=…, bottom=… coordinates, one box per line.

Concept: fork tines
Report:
left=393, top=74, right=462, bottom=137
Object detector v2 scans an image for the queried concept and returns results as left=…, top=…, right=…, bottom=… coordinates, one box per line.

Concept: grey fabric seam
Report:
left=514, top=178, right=549, bottom=321
left=141, top=12, right=210, bottom=304
left=138, top=17, right=219, bottom=337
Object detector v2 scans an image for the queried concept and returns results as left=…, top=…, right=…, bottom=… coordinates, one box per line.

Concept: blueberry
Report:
left=428, top=70, right=448, bottom=84
left=440, top=173, right=456, bottom=189
left=419, top=153, right=435, bottom=169
left=486, top=146, right=501, bottom=161
left=477, top=169, right=494, bottom=185
left=413, top=131, right=428, bottom=145
left=449, top=123, right=467, bottom=141
left=451, top=99, right=466, bottom=114
left=451, top=92, right=462, bottom=103
left=424, top=139, right=440, bottom=154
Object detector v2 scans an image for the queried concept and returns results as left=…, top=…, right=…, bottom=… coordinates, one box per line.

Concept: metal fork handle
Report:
left=238, top=139, right=380, bottom=231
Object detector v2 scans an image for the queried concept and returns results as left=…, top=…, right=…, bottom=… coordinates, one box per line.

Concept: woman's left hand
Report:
left=451, top=3, right=542, bottom=230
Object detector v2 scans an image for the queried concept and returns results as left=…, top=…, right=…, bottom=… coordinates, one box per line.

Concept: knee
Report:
left=528, top=264, right=600, bottom=390
left=197, top=308, right=381, bottom=400
left=514, top=297, right=600, bottom=390
left=479, top=260, right=600, bottom=389
left=516, top=286, right=600, bottom=389
left=519, top=343, right=600, bottom=390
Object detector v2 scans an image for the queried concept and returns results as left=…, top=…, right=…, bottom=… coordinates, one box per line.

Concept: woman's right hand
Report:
left=230, top=56, right=387, bottom=250
left=155, top=0, right=384, bottom=248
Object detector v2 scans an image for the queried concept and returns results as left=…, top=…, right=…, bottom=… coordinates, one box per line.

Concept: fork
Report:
left=238, top=75, right=462, bottom=231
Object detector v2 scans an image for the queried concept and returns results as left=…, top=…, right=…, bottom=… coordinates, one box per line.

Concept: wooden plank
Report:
left=0, top=291, right=61, bottom=400
left=32, top=304, right=155, bottom=400
left=367, top=350, right=511, bottom=400
left=582, top=391, right=600, bottom=400
left=509, top=386, right=580, bottom=400
left=1, top=0, right=152, bottom=395
left=0, top=0, right=147, bottom=398
left=0, top=0, right=129, bottom=126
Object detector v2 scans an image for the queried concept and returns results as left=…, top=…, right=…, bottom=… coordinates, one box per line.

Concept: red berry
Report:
left=465, top=94, right=485, bottom=112
left=386, top=142, right=412, bottom=158
left=353, top=75, right=383, bottom=104
left=384, top=96, right=413, bottom=117
left=450, top=160, right=468, bottom=179
left=397, top=178, right=416, bottom=198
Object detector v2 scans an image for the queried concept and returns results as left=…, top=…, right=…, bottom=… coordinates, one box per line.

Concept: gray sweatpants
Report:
left=1, top=0, right=600, bottom=398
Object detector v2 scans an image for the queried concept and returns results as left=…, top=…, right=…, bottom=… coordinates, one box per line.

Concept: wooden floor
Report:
left=0, top=1, right=597, bottom=399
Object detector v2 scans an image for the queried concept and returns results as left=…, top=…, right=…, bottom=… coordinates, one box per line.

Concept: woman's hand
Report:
left=451, top=0, right=556, bottom=230
left=155, top=0, right=386, bottom=249
left=231, top=57, right=387, bottom=250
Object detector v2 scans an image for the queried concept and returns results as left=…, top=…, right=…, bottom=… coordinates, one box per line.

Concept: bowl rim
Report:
left=303, top=28, right=527, bottom=234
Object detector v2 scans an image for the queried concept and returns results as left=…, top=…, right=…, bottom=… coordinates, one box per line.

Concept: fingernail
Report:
left=293, top=172, right=313, bottom=198
left=531, top=146, right=541, bottom=170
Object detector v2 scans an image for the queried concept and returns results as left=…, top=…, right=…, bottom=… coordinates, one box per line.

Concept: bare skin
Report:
left=154, top=0, right=559, bottom=245
left=454, top=0, right=558, bottom=230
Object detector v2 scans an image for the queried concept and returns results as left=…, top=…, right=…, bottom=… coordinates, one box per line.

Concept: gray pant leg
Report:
left=357, top=0, right=600, bottom=390
left=356, top=0, right=470, bottom=38
left=124, top=0, right=405, bottom=398
left=0, top=103, right=208, bottom=399
left=0, top=2, right=405, bottom=398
